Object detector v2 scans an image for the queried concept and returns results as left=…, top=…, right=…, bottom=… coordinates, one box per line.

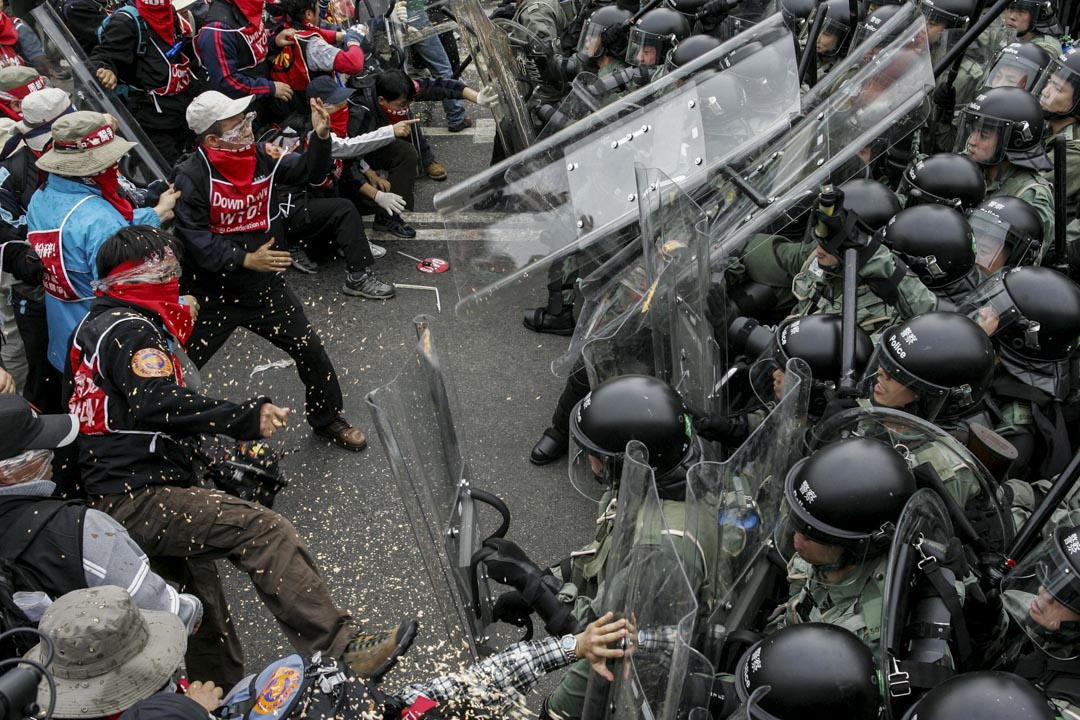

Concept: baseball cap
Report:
left=306, top=76, right=354, bottom=105
left=15, top=87, right=73, bottom=152
left=186, top=90, right=254, bottom=134
left=0, top=394, right=78, bottom=460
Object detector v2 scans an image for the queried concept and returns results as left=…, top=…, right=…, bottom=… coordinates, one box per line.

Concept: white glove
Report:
left=392, top=3, right=410, bottom=25
left=374, top=190, right=407, bottom=216
left=476, top=85, right=499, bottom=108
left=347, top=22, right=370, bottom=37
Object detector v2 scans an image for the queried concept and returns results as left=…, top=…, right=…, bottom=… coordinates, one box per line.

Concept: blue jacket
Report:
left=27, top=174, right=160, bottom=370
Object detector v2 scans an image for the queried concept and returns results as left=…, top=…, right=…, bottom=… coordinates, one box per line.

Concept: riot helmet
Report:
left=1004, top=0, right=1061, bottom=37
left=899, top=152, right=986, bottom=210
left=1034, top=47, right=1080, bottom=119
left=915, top=0, right=975, bottom=54
left=865, top=312, right=996, bottom=421
left=751, top=315, right=873, bottom=419
left=568, top=374, right=697, bottom=498
left=956, top=87, right=1053, bottom=171
left=899, top=671, right=1059, bottom=720
left=665, top=33, right=722, bottom=71
left=815, top=0, right=856, bottom=57
left=777, top=437, right=916, bottom=577
left=839, top=178, right=903, bottom=232
left=625, top=7, right=691, bottom=67
left=578, top=5, right=634, bottom=59
left=984, top=41, right=1053, bottom=91
left=733, top=624, right=882, bottom=720
left=851, top=4, right=904, bottom=48
left=780, top=0, right=817, bottom=33
left=879, top=204, right=981, bottom=299
left=969, top=196, right=1044, bottom=273
left=1002, top=525, right=1080, bottom=660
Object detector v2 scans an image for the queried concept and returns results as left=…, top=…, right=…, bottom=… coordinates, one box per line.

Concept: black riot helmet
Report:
left=1035, top=47, right=1080, bottom=119
left=816, top=0, right=856, bottom=57
left=915, top=0, right=975, bottom=29
left=578, top=5, right=634, bottom=58
left=1002, top=524, right=1080, bottom=660
left=851, top=4, right=904, bottom=47
left=780, top=437, right=916, bottom=570
left=625, top=7, right=691, bottom=67
left=839, top=178, right=903, bottom=232
left=880, top=204, right=980, bottom=298
left=899, top=153, right=986, bottom=210
left=867, top=312, right=996, bottom=421
left=970, top=196, right=1044, bottom=272
left=956, top=87, right=1052, bottom=171
left=735, top=624, right=882, bottom=720
left=899, top=672, right=1058, bottom=720
left=667, top=0, right=709, bottom=17
left=985, top=41, right=1053, bottom=91
left=568, top=374, right=697, bottom=498
left=1006, top=0, right=1061, bottom=36
left=665, top=33, right=722, bottom=71
left=781, top=0, right=817, bottom=32
left=754, top=315, right=873, bottom=419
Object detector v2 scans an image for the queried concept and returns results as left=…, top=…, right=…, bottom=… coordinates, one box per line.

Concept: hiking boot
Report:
left=343, top=271, right=395, bottom=299
left=289, top=248, right=319, bottom=274
left=372, top=214, right=417, bottom=239
left=313, top=417, right=367, bottom=452
left=447, top=117, right=475, bottom=132
left=341, top=618, right=419, bottom=683
left=426, top=161, right=448, bottom=181
left=370, top=242, right=387, bottom=259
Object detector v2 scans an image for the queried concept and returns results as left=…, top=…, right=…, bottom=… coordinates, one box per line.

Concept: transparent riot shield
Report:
left=581, top=440, right=709, bottom=720
left=452, top=0, right=538, bottom=153
left=435, top=14, right=800, bottom=308
left=683, top=358, right=811, bottom=669
left=350, top=0, right=405, bottom=72
left=536, top=71, right=606, bottom=142
left=390, top=0, right=457, bottom=47
left=31, top=3, right=170, bottom=187
left=577, top=166, right=723, bottom=416
left=809, top=407, right=1012, bottom=557
left=365, top=317, right=503, bottom=659
left=879, top=489, right=956, bottom=719
left=712, top=0, right=779, bottom=40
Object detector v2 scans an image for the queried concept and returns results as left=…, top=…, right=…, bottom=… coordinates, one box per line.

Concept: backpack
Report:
left=97, top=5, right=147, bottom=56
left=0, top=498, right=70, bottom=659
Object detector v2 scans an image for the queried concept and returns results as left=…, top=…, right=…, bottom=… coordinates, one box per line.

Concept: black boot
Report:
left=523, top=306, right=575, bottom=336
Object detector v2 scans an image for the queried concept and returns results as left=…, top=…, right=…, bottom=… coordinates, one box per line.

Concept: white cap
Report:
left=185, top=90, right=253, bottom=135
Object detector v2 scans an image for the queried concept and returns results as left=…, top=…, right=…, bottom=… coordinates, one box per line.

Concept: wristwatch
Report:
left=559, top=634, right=578, bottom=664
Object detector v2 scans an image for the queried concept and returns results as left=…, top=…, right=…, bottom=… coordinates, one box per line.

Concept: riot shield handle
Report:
left=468, top=487, right=512, bottom=541
left=1001, top=447, right=1080, bottom=574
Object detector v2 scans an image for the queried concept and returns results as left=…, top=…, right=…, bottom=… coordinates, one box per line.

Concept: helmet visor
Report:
left=957, top=269, right=1025, bottom=342
left=969, top=207, right=1040, bottom=273
left=625, top=27, right=672, bottom=67
left=567, top=401, right=624, bottom=502
left=955, top=110, right=1011, bottom=165
left=1034, top=59, right=1080, bottom=118
left=577, top=17, right=608, bottom=59
left=985, top=52, right=1045, bottom=91
left=1002, top=529, right=1080, bottom=660
left=898, top=171, right=965, bottom=209
left=816, top=16, right=851, bottom=56
left=862, top=338, right=950, bottom=421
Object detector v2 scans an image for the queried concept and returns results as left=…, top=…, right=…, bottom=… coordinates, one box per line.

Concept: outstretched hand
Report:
left=576, top=612, right=629, bottom=682
left=310, top=98, right=331, bottom=139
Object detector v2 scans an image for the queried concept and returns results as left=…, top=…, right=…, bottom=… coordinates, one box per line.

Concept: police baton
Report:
left=1055, top=133, right=1068, bottom=268
left=998, top=447, right=1080, bottom=578
left=798, top=3, right=826, bottom=85
left=814, top=186, right=861, bottom=394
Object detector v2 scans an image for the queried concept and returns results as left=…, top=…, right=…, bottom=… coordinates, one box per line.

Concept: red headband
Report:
left=0, top=74, right=48, bottom=103
left=54, top=124, right=116, bottom=151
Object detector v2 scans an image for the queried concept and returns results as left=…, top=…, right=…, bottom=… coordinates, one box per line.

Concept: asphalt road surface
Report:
left=207, top=53, right=599, bottom=710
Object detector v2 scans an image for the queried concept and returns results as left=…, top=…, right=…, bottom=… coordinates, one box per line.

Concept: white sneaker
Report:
left=370, top=242, right=387, bottom=259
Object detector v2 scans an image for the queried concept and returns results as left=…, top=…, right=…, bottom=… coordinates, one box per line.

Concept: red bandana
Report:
left=329, top=106, right=349, bottom=137
left=135, top=0, right=177, bottom=44
left=203, top=143, right=257, bottom=196
left=379, top=104, right=409, bottom=124
left=233, top=0, right=264, bottom=28
left=104, top=276, right=194, bottom=346
left=88, top=165, right=134, bottom=222
left=0, top=12, right=18, bottom=46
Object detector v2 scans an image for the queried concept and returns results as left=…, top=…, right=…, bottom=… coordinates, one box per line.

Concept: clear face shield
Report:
left=577, top=16, right=609, bottom=59
left=969, top=207, right=1040, bottom=274
left=955, top=111, right=1012, bottom=166
left=774, top=461, right=877, bottom=586
left=985, top=52, right=1046, bottom=91
left=816, top=17, right=851, bottom=56
left=625, top=27, right=674, bottom=67
left=914, top=0, right=969, bottom=60
left=1034, top=61, right=1080, bottom=118
left=91, top=246, right=182, bottom=293
left=958, top=269, right=1026, bottom=341
left=726, top=686, right=777, bottom=720
left=862, top=337, right=952, bottom=421
left=567, top=407, right=624, bottom=502
left=1002, top=528, right=1080, bottom=660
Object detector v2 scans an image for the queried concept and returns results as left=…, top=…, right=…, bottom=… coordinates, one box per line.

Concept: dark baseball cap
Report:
left=0, top=394, right=78, bottom=460
left=306, top=76, right=355, bottom=105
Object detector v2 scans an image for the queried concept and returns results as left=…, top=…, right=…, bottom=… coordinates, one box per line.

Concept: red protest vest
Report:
left=268, top=28, right=320, bottom=92
left=29, top=195, right=95, bottom=302
left=150, top=41, right=192, bottom=96
left=202, top=150, right=284, bottom=234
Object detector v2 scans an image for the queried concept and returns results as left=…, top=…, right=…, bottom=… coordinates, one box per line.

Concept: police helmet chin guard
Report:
left=1002, top=525, right=1080, bottom=661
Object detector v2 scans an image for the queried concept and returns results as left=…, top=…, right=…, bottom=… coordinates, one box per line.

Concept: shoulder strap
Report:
left=0, top=499, right=75, bottom=561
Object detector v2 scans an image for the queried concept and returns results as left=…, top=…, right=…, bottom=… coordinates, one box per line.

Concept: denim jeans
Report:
left=410, top=13, right=466, bottom=127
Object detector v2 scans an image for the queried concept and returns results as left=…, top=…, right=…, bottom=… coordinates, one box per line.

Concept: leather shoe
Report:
left=314, top=417, right=367, bottom=452
left=341, top=618, right=419, bottom=683
left=530, top=427, right=568, bottom=466
left=523, top=307, right=575, bottom=336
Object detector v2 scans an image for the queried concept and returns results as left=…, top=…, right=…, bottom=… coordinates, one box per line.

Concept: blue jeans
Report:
left=411, top=16, right=466, bottom=127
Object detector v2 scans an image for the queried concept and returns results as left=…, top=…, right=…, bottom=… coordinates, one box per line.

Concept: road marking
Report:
left=422, top=118, right=497, bottom=142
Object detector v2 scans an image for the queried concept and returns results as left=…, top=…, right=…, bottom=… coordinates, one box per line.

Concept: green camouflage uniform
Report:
left=1027, top=31, right=1064, bottom=58
left=985, top=164, right=1056, bottom=263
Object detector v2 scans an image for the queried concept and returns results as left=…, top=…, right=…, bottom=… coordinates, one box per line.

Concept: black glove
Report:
left=600, top=21, right=630, bottom=58
left=814, top=209, right=880, bottom=271
left=693, top=413, right=749, bottom=445
left=493, top=590, right=535, bottom=641
left=697, top=0, right=740, bottom=18
left=964, top=579, right=1004, bottom=643
left=818, top=394, right=859, bottom=423
left=933, top=82, right=956, bottom=122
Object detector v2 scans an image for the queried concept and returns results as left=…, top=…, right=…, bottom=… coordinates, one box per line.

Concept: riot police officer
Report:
left=961, top=266, right=1080, bottom=479
left=880, top=204, right=983, bottom=303
left=899, top=152, right=987, bottom=210
left=814, top=0, right=856, bottom=79
left=919, top=0, right=985, bottom=154
left=956, top=87, right=1056, bottom=258
left=970, top=196, right=1044, bottom=272
left=983, top=41, right=1053, bottom=91
left=1002, top=0, right=1063, bottom=57
left=1035, top=48, right=1080, bottom=232
left=770, top=437, right=917, bottom=645
left=625, top=7, right=691, bottom=68
left=577, top=4, right=633, bottom=78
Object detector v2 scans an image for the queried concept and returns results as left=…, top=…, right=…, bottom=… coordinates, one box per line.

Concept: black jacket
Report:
left=64, top=296, right=266, bottom=496
left=350, top=75, right=468, bottom=136
left=0, top=496, right=85, bottom=601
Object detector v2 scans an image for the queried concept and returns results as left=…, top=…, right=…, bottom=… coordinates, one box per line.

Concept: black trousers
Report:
left=186, top=279, right=344, bottom=429
left=284, top=195, right=374, bottom=273
left=355, top=139, right=419, bottom=211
